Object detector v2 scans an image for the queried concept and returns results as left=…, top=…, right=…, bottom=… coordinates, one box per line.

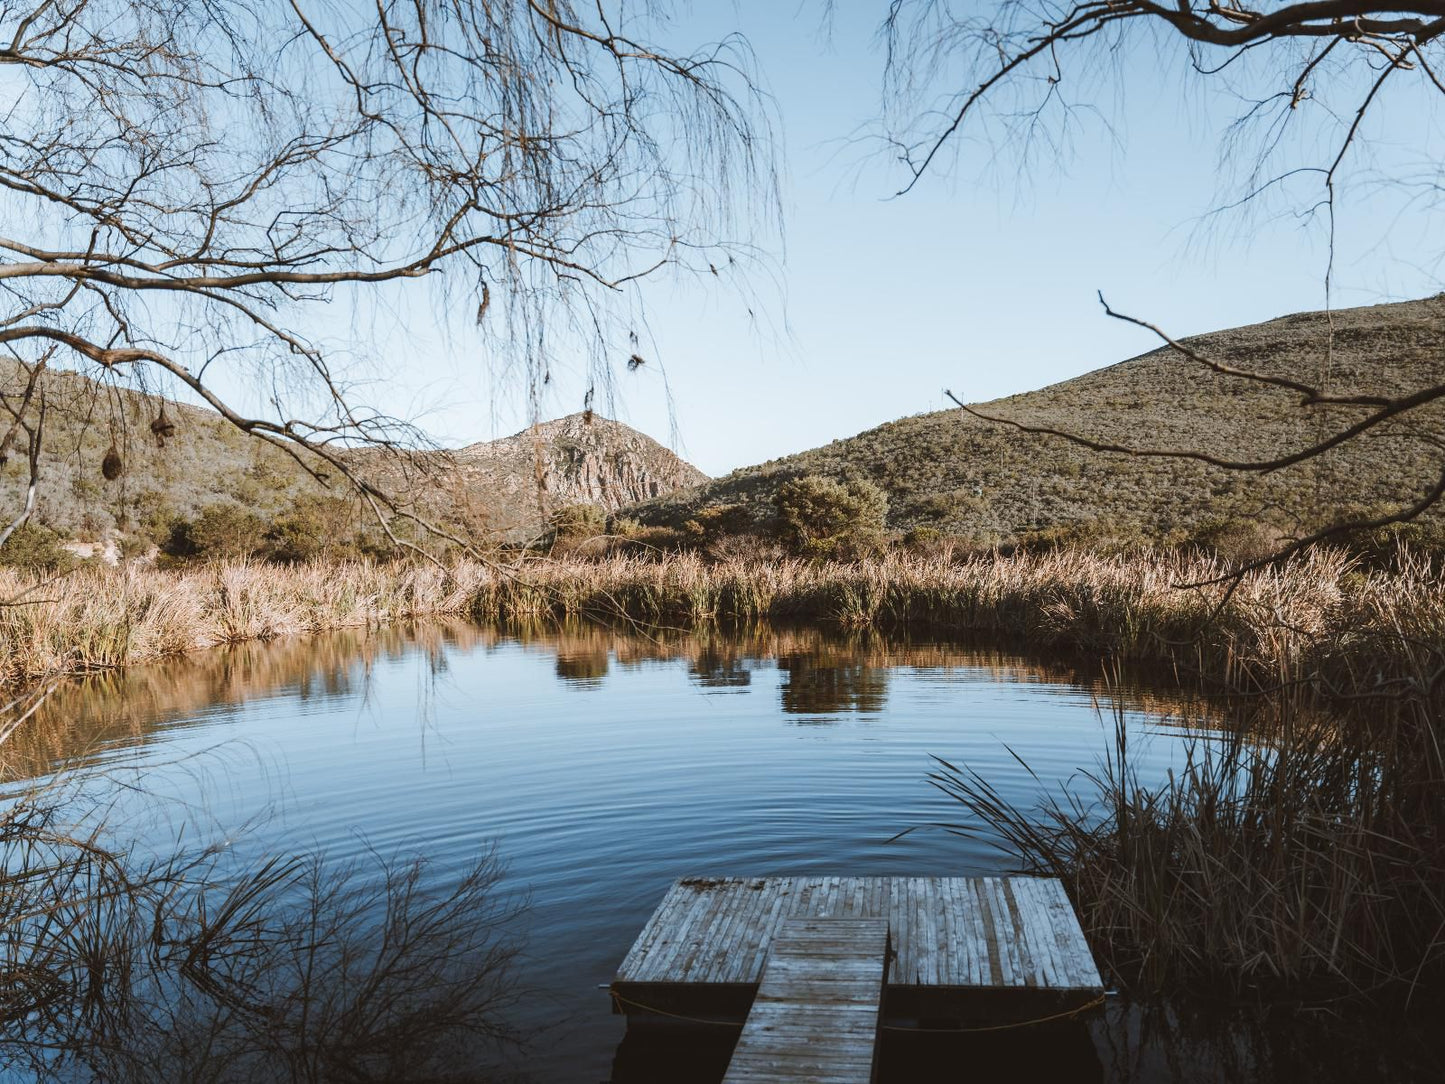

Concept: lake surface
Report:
left=7, top=623, right=1438, bottom=1082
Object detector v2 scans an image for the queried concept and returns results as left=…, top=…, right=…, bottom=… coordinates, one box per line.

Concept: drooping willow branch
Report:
left=0, top=0, right=774, bottom=552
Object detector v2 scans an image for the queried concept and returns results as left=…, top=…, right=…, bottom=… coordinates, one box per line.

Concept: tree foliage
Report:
left=775, top=474, right=889, bottom=558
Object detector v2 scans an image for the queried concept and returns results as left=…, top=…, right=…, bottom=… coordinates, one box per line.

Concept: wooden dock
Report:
left=722, top=917, right=888, bottom=1084
left=612, top=876, right=1102, bottom=1029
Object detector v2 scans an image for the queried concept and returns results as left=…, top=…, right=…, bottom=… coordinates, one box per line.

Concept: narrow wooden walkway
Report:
left=722, top=917, right=888, bottom=1084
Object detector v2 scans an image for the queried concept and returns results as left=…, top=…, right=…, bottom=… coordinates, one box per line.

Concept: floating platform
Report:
left=611, top=876, right=1103, bottom=1029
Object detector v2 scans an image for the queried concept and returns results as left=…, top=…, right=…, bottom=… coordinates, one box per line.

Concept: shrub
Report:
left=546, top=502, right=608, bottom=556
left=902, top=525, right=942, bottom=551
left=162, top=503, right=268, bottom=561
left=549, top=503, right=606, bottom=541
left=775, top=475, right=889, bottom=558
left=265, top=495, right=358, bottom=563
left=0, top=522, right=78, bottom=574
left=1189, top=516, right=1285, bottom=564
left=117, top=534, right=153, bottom=562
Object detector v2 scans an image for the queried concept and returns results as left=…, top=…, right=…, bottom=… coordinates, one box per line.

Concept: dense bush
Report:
left=549, top=503, right=606, bottom=541
left=774, top=475, right=888, bottom=558
left=0, top=522, right=78, bottom=574
left=1187, top=516, right=1287, bottom=564
left=266, top=496, right=358, bottom=563
left=160, top=502, right=268, bottom=562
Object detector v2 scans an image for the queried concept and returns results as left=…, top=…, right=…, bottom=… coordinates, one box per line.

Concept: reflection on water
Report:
left=3, top=622, right=1437, bottom=1082
left=778, top=652, right=889, bottom=716
left=4, top=622, right=1218, bottom=782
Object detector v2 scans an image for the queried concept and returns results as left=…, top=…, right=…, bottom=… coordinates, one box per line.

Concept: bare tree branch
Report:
left=0, top=0, right=775, bottom=555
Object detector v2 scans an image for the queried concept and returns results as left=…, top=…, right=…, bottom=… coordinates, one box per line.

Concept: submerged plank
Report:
left=723, top=917, right=888, bottom=1084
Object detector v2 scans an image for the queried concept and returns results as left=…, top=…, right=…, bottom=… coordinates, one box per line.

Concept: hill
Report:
left=448, top=413, right=708, bottom=539
left=0, top=364, right=704, bottom=553
left=630, top=296, right=1445, bottom=548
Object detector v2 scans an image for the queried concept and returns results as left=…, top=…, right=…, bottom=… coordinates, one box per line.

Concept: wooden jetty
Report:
left=722, top=917, right=888, bottom=1084
left=612, top=876, right=1103, bottom=1033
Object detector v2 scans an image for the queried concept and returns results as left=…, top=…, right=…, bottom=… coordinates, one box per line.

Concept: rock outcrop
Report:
left=454, top=412, right=707, bottom=535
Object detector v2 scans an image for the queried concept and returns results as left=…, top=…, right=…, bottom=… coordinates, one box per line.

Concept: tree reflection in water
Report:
left=776, top=652, right=888, bottom=717
left=2, top=620, right=1223, bottom=783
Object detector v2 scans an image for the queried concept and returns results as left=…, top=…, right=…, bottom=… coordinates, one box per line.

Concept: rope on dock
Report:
left=609, top=988, right=743, bottom=1027
left=608, top=987, right=1107, bottom=1033
left=881, top=993, right=1108, bottom=1033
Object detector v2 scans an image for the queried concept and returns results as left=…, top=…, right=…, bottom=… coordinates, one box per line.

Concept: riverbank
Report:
left=1, top=547, right=1441, bottom=699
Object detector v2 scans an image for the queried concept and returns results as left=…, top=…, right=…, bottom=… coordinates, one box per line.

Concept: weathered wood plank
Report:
left=643, top=881, right=725, bottom=981
left=723, top=917, right=888, bottom=1084
left=613, top=875, right=1103, bottom=1003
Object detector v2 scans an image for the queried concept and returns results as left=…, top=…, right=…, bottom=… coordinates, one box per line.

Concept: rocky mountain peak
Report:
left=457, top=413, right=707, bottom=526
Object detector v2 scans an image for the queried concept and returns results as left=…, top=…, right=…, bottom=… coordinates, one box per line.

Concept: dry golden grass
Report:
left=1, top=547, right=1441, bottom=698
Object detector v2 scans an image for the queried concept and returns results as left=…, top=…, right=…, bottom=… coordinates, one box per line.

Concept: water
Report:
left=5, top=623, right=1437, bottom=1081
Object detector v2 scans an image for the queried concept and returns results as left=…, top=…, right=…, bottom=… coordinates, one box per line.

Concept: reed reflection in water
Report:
left=4, top=621, right=1217, bottom=782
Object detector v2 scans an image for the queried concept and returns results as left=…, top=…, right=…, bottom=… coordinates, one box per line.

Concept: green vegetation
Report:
left=631, top=297, right=1445, bottom=551
left=0, top=522, right=79, bottom=574
left=152, top=496, right=382, bottom=566
left=774, top=475, right=888, bottom=558
left=546, top=502, right=609, bottom=555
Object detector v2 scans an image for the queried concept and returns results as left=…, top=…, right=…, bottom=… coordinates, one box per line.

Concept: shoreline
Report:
left=0, top=547, right=1439, bottom=702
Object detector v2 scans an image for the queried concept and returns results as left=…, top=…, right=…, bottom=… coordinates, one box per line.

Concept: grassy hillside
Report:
left=0, top=364, right=331, bottom=546
left=0, top=364, right=704, bottom=555
left=632, top=297, right=1445, bottom=548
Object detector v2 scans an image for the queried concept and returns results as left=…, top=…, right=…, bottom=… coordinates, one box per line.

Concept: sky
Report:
left=327, top=3, right=1445, bottom=478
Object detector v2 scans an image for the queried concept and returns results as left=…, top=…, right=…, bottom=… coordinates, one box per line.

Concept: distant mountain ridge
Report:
left=629, top=296, right=1445, bottom=546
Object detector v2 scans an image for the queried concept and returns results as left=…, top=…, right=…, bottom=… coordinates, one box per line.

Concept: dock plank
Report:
left=612, top=875, right=1103, bottom=1023
left=723, top=917, right=888, bottom=1084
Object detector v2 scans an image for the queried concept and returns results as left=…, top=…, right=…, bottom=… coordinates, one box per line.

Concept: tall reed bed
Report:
left=930, top=686, right=1445, bottom=1007
left=4, top=547, right=1441, bottom=699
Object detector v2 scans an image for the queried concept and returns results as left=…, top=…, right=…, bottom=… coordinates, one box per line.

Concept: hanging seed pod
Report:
left=150, top=405, right=176, bottom=448
left=101, top=444, right=124, bottom=481
left=0, top=430, right=13, bottom=469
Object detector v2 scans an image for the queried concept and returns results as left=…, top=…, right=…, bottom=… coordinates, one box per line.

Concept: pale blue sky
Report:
left=348, top=3, right=1445, bottom=477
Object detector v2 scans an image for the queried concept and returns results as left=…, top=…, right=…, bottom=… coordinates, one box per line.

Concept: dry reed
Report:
left=2, top=548, right=1440, bottom=704
left=0, top=778, right=523, bottom=1082
left=929, top=686, right=1445, bottom=1008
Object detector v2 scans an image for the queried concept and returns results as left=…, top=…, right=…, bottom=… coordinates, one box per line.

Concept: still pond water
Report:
left=10, top=623, right=1438, bottom=1082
